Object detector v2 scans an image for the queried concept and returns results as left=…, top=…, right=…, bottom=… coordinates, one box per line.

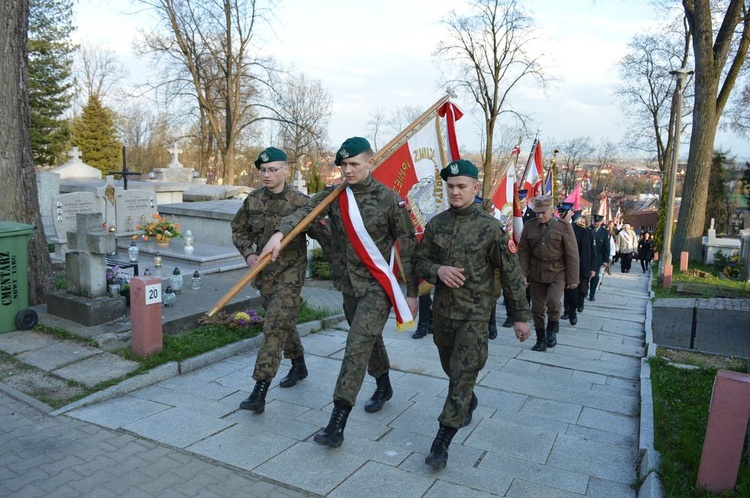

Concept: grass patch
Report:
left=36, top=324, right=99, bottom=347
left=652, top=262, right=750, bottom=299
left=116, top=298, right=338, bottom=370
left=650, top=351, right=749, bottom=497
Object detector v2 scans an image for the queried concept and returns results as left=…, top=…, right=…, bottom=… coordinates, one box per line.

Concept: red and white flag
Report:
left=597, top=193, right=610, bottom=222
left=373, top=101, right=462, bottom=235
left=490, top=144, right=520, bottom=223
left=521, top=139, right=544, bottom=198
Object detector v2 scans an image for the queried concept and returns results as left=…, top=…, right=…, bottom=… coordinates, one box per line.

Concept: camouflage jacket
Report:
left=277, top=174, right=419, bottom=298
left=415, top=202, right=530, bottom=323
left=518, top=218, right=579, bottom=285
left=231, top=183, right=329, bottom=292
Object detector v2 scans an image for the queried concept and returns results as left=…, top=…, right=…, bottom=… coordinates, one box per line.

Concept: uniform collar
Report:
left=450, top=202, right=477, bottom=217
left=347, top=174, right=375, bottom=193
left=265, top=183, right=289, bottom=199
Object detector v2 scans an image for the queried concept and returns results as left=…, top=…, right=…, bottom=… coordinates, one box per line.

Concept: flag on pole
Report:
left=520, top=139, right=544, bottom=198
left=613, top=207, right=622, bottom=227
left=543, top=168, right=553, bottom=196
left=512, top=182, right=524, bottom=243
left=372, top=100, right=462, bottom=235
left=490, top=144, right=520, bottom=222
left=563, top=182, right=582, bottom=210
left=597, top=193, right=610, bottom=222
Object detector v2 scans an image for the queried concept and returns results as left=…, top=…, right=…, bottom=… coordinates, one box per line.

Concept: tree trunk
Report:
left=223, top=145, right=235, bottom=186
left=0, top=0, right=55, bottom=305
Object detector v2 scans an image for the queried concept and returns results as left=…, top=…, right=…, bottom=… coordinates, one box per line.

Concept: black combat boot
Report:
left=546, top=321, right=559, bottom=348
left=425, top=424, right=458, bottom=470
left=313, top=400, right=352, bottom=448
left=239, top=380, right=270, bottom=413
left=531, top=328, right=547, bottom=352
left=568, top=307, right=577, bottom=326
left=461, top=393, right=478, bottom=427
left=501, top=315, right=514, bottom=328
left=279, top=355, right=308, bottom=388
left=364, top=373, right=393, bottom=413
left=412, top=323, right=430, bottom=339
left=561, top=310, right=569, bottom=320
left=577, top=300, right=584, bottom=313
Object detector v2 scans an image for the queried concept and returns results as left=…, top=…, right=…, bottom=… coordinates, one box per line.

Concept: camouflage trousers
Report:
left=432, top=318, right=489, bottom=429
left=332, top=288, right=392, bottom=407
left=529, top=278, right=565, bottom=330
left=252, top=284, right=304, bottom=382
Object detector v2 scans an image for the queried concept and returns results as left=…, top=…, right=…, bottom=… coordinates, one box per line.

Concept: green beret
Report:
left=254, top=147, right=287, bottom=170
left=440, top=159, right=479, bottom=181
left=335, top=137, right=372, bottom=166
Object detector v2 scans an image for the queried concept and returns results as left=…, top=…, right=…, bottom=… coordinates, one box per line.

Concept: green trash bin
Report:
left=0, top=222, right=38, bottom=333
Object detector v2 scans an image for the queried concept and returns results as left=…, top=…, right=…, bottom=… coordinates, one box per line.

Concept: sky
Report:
left=72, top=0, right=750, bottom=160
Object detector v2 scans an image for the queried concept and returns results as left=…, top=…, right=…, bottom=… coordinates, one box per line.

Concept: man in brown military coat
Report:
left=517, top=195, right=579, bottom=352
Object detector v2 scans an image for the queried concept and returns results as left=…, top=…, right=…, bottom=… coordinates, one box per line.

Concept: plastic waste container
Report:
left=0, top=222, right=38, bottom=332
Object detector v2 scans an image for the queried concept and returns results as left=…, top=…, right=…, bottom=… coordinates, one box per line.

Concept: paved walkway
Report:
left=1, top=271, right=652, bottom=497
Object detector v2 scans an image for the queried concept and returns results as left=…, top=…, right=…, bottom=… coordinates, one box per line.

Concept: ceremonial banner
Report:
left=597, top=192, right=611, bottom=222
left=490, top=144, right=520, bottom=226
left=520, top=139, right=544, bottom=198
left=373, top=101, right=463, bottom=235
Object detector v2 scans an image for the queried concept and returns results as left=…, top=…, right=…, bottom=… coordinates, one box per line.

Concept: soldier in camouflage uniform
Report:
left=261, top=137, right=419, bottom=449
left=415, top=159, right=531, bottom=470
left=231, top=146, right=329, bottom=414
left=518, top=195, right=579, bottom=352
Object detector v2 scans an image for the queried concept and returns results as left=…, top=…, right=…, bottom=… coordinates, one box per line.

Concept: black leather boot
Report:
left=546, top=321, right=559, bottom=348
left=569, top=308, right=577, bottom=326
left=461, top=393, right=478, bottom=427
left=577, top=301, right=584, bottom=313
left=561, top=310, right=569, bottom=320
left=313, top=400, right=352, bottom=448
left=279, top=355, right=308, bottom=388
left=364, top=373, right=393, bottom=413
left=531, top=328, right=547, bottom=352
left=425, top=424, right=458, bottom=470
left=412, top=323, right=430, bottom=339
left=239, top=380, right=270, bottom=413
left=501, top=315, right=514, bottom=328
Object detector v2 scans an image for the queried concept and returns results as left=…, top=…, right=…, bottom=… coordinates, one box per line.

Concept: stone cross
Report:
left=167, top=143, right=183, bottom=168
left=67, top=147, right=83, bottom=163
left=65, top=212, right=116, bottom=298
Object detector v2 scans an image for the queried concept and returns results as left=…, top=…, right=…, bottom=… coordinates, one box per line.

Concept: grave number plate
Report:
left=145, top=284, right=162, bottom=305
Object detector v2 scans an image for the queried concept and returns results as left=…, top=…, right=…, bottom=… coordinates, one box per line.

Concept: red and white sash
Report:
left=339, top=187, right=415, bottom=331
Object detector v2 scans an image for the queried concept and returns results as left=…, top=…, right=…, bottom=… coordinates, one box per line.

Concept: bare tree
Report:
left=366, top=107, right=388, bottom=151
left=73, top=43, right=128, bottom=111
left=0, top=0, right=54, bottom=304
left=673, top=0, right=750, bottom=261
left=272, top=72, right=333, bottom=180
left=387, top=105, right=423, bottom=137
left=557, top=136, right=595, bottom=196
left=614, top=18, right=692, bottom=173
left=590, top=139, right=619, bottom=197
left=135, top=0, right=279, bottom=185
left=434, top=0, right=548, bottom=198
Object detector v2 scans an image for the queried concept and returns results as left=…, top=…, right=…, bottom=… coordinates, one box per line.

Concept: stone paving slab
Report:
left=51, top=352, right=140, bottom=387
left=0, top=330, right=55, bottom=354
left=15, top=340, right=102, bottom=371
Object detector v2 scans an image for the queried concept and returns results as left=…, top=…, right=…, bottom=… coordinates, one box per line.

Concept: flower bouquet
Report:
left=136, top=213, right=182, bottom=244
left=229, top=309, right=264, bottom=328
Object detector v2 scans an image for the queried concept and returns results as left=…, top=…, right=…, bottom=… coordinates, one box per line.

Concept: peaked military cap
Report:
left=440, top=159, right=479, bottom=181
left=592, top=214, right=604, bottom=222
left=254, top=147, right=287, bottom=170
left=518, top=189, right=529, bottom=199
left=572, top=210, right=582, bottom=222
left=532, top=194, right=553, bottom=212
left=335, top=137, right=372, bottom=166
